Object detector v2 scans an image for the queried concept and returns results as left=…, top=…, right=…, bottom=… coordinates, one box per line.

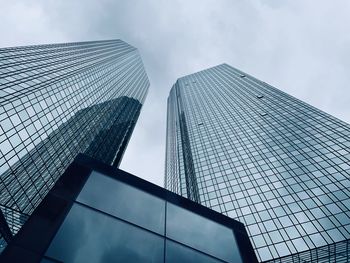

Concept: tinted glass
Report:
left=77, top=171, right=165, bottom=234
left=0, top=39, right=149, bottom=237
left=45, top=204, right=164, bottom=263
left=165, top=63, right=350, bottom=261
left=41, top=258, right=57, bottom=263
left=166, top=240, right=222, bottom=263
left=166, top=203, right=242, bottom=263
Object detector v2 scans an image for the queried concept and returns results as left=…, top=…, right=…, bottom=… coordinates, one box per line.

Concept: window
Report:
left=77, top=171, right=165, bottom=234
left=45, top=204, right=164, bottom=263
left=166, top=203, right=242, bottom=263
left=166, top=240, right=222, bottom=263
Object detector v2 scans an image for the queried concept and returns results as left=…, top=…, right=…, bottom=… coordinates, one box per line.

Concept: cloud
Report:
left=1, top=0, right=349, bottom=185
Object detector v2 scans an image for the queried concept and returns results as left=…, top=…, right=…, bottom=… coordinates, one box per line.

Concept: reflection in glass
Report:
left=45, top=204, right=164, bottom=263
left=166, top=203, right=242, bottom=263
left=77, top=171, right=165, bottom=234
left=41, top=258, right=57, bottom=263
left=166, top=240, right=222, bottom=263
left=1, top=38, right=149, bottom=236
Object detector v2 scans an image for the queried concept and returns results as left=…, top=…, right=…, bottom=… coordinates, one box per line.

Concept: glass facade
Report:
left=165, top=63, right=350, bottom=262
left=0, top=154, right=256, bottom=262
left=0, top=40, right=149, bottom=243
left=45, top=170, right=243, bottom=263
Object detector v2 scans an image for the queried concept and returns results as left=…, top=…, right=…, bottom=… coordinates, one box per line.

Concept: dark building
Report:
left=0, top=40, right=149, bottom=250
left=165, top=64, right=350, bottom=262
left=0, top=154, right=258, bottom=263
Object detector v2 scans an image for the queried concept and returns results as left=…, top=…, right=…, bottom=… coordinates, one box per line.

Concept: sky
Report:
left=1, top=0, right=349, bottom=186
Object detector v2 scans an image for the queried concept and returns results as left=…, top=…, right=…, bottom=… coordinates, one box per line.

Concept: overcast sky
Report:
left=1, top=0, right=349, bottom=186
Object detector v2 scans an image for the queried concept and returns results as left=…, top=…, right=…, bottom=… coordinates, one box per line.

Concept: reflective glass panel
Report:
left=165, top=240, right=222, bottom=263
left=41, top=258, right=57, bottom=263
left=45, top=204, right=164, bottom=263
left=166, top=203, right=242, bottom=263
left=77, top=171, right=165, bottom=234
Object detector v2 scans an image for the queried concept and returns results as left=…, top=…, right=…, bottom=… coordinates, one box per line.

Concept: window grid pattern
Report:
left=0, top=40, right=149, bottom=236
left=165, top=88, right=182, bottom=194
left=165, top=63, right=350, bottom=262
left=266, top=239, right=350, bottom=263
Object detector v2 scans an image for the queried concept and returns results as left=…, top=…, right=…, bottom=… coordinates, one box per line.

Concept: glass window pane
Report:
left=41, top=258, right=57, bottom=263
left=77, top=171, right=165, bottom=234
left=166, top=203, right=242, bottom=263
left=45, top=204, right=164, bottom=263
left=166, top=240, right=222, bottom=263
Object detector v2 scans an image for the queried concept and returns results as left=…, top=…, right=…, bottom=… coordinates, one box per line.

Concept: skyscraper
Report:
left=165, top=64, right=350, bottom=262
left=0, top=40, right=149, bottom=248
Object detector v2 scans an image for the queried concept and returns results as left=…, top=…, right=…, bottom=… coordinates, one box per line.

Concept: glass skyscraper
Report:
left=165, top=64, right=350, bottom=262
left=0, top=39, right=149, bottom=249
